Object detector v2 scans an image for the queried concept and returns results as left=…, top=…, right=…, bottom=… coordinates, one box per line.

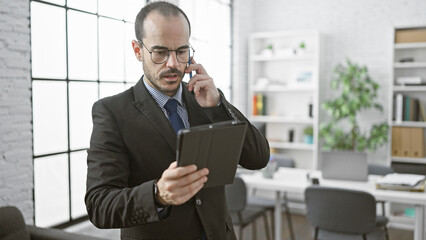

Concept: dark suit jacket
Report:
left=85, top=77, right=269, bottom=240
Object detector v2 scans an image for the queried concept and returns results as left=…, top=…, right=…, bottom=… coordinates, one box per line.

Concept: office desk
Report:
left=240, top=167, right=426, bottom=240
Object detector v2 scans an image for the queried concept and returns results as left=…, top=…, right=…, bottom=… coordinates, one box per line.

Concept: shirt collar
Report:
left=143, top=75, right=183, bottom=108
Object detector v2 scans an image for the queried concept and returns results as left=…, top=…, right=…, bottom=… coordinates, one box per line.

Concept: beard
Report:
left=142, top=60, right=184, bottom=95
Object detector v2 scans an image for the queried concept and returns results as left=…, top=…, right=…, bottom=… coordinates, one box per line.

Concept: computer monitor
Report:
left=321, top=151, right=368, bottom=181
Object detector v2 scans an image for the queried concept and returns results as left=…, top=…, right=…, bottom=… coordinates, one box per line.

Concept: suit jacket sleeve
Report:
left=85, top=100, right=161, bottom=229
left=202, top=90, right=270, bottom=170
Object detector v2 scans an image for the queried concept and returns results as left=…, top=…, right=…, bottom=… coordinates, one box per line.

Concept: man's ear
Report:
left=132, top=40, right=142, bottom=62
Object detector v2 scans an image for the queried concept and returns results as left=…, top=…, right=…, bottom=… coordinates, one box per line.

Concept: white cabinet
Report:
left=387, top=26, right=426, bottom=230
left=248, top=30, right=320, bottom=169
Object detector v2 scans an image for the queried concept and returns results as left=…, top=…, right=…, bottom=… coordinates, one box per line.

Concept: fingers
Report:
left=186, top=74, right=213, bottom=93
left=163, top=163, right=198, bottom=179
left=157, top=165, right=209, bottom=205
left=185, top=58, right=207, bottom=76
left=166, top=174, right=208, bottom=205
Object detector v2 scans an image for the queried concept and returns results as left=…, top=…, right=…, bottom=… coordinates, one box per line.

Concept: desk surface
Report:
left=240, top=167, right=426, bottom=205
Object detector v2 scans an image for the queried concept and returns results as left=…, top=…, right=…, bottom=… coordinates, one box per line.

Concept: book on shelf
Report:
left=419, top=101, right=426, bottom=121
left=395, top=93, right=403, bottom=122
left=252, top=94, right=258, bottom=115
left=396, top=76, right=425, bottom=85
left=253, top=93, right=267, bottom=116
left=394, top=94, right=426, bottom=122
left=404, top=96, right=410, bottom=121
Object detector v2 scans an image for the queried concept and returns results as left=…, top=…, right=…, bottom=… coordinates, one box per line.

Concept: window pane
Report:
left=31, top=2, right=66, bottom=79
left=124, top=0, right=146, bottom=22
left=33, top=81, right=68, bottom=156
left=41, top=0, right=65, bottom=6
left=100, top=82, right=126, bottom=99
left=98, top=0, right=124, bottom=19
left=125, top=82, right=136, bottom=89
left=68, top=10, right=98, bottom=80
left=209, top=1, right=230, bottom=46
left=125, top=23, right=143, bottom=82
left=67, top=0, right=97, bottom=13
left=70, top=151, right=88, bottom=219
left=69, top=82, right=98, bottom=150
left=34, top=154, right=69, bottom=227
left=99, top=17, right=125, bottom=81
left=193, top=40, right=230, bottom=99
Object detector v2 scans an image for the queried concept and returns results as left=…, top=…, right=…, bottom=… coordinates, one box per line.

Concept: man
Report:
left=85, top=2, right=269, bottom=240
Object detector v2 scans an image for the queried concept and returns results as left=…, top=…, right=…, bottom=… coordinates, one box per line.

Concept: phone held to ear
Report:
left=188, top=60, right=194, bottom=95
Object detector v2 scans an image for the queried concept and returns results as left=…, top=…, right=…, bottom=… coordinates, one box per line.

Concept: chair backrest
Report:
left=368, top=163, right=394, bottom=176
left=0, top=206, right=31, bottom=240
left=305, top=186, right=376, bottom=235
left=225, top=177, right=247, bottom=213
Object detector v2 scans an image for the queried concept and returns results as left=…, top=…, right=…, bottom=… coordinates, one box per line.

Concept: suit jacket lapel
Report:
left=132, top=78, right=177, bottom=152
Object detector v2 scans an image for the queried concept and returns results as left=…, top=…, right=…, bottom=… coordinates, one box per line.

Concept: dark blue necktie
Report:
left=164, top=99, right=185, bottom=134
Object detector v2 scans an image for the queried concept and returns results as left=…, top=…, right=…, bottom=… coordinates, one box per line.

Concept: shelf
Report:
left=394, top=62, right=426, bottom=68
left=388, top=215, right=415, bottom=230
left=250, top=55, right=316, bottom=62
left=252, top=86, right=315, bottom=93
left=394, top=42, right=426, bottom=49
left=391, top=121, right=426, bottom=127
left=268, top=141, right=314, bottom=150
left=392, top=156, right=426, bottom=164
left=250, top=116, right=314, bottom=124
left=393, top=85, right=426, bottom=92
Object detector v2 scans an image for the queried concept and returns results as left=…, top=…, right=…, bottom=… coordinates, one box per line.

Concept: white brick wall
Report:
left=233, top=0, right=426, bottom=163
left=0, top=0, right=33, bottom=224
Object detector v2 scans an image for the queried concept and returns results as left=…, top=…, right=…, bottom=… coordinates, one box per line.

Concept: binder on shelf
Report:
left=400, top=127, right=411, bottom=157
left=410, top=127, right=425, bottom=158
left=391, top=127, right=402, bottom=157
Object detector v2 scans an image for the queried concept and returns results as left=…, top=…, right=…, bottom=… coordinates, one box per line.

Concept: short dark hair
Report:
left=134, top=1, right=191, bottom=41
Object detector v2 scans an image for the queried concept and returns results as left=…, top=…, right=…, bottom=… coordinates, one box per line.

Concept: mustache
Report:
left=159, top=68, right=183, bottom=78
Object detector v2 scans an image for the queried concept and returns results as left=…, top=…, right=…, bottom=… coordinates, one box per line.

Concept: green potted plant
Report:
left=303, top=126, right=314, bottom=144
left=319, top=59, right=388, bottom=152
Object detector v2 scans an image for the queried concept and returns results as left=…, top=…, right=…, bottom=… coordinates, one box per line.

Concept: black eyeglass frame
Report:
left=138, top=40, right=195, bottom=64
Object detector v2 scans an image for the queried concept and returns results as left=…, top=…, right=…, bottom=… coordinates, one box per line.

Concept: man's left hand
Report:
left=185, top=59, right=220, bottom=107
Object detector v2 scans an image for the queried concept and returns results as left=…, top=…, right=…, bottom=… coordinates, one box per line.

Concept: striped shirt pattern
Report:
left=143, top=77, right=190, bottom=128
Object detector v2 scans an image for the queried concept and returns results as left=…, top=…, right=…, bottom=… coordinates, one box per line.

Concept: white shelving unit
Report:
left=248, top=30, right=320, bottom=169
left=388, top=25, right=426, bottom=230
left=388, top=26, right=426, bottom=169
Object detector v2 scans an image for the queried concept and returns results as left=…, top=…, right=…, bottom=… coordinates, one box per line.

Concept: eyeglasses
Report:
left=138, top=41, right=195, bottom=64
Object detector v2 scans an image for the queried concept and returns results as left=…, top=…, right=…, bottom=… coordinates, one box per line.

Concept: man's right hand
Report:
left=156, top=161, right=209, bottom=206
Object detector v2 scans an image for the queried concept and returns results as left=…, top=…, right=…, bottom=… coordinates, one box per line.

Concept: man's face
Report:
left=141, top=12, right=190, bottom=96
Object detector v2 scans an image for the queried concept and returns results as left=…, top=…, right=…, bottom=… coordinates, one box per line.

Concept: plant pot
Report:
left=304, top=135, right=313, bottom=144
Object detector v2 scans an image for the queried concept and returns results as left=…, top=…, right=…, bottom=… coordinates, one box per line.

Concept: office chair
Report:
left=368, top=163, right=393, bottom=240
left=248, top=156, right=296, bottom=240
left=0, top=206, right=107, bottom=240
left=225, top=176, right=271, bottom=240
left=305, top=186, right=388, bottom=240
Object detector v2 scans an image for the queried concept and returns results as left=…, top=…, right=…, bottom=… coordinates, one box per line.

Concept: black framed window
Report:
left=30, top=0, right=146, bottom=227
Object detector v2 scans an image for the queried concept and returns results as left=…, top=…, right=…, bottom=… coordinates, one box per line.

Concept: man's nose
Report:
left=166, top=52, right=179, bottom=68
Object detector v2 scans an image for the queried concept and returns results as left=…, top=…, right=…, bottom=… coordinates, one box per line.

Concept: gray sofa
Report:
left=0, top=206, right=107, bottom=240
